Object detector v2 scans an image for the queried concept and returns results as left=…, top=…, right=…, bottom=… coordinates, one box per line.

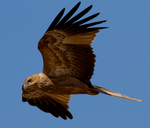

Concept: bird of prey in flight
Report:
left=22, top=2, right=141, bottom=120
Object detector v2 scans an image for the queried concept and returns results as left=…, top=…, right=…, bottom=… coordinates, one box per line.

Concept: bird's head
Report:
left=22, top=73, right=52, bottom=92
left=22, top=73, right=41, bottom=92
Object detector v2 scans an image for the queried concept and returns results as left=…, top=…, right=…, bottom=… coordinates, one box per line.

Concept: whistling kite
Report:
left=22, top=2, right=141, bottom=120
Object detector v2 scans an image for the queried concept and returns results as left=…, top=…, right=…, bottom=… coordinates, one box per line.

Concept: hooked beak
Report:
left=22, top=84, right=29, bottom=91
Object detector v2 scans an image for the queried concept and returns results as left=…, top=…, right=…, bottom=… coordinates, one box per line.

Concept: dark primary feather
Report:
left=47, top=2, right=81, bottom=31
left=64, top=4, right=93, bottom=26
left=56, top=2, right=81, bottom=29
left=73, top=12, right=100, bottom=25
left=55, top=2, right=108, bottom=35
left=47, top=1, right=107, bottom=33
left=47, top=8, right=65, bottom=31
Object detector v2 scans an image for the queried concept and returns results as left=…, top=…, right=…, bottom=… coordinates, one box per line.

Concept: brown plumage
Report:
left=22, top=2, right=141, bottom=120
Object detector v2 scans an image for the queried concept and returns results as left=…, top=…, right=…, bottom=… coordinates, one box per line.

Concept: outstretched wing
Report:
left=38, top=2, right=107, bottom=86
left=22, top=92, right=72, bottom=120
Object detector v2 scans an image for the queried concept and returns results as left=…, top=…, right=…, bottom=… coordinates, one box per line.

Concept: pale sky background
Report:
left=0, top=0, right=150, bottom=128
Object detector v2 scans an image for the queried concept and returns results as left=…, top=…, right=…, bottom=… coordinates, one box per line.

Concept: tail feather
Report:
left=92, top=85, right=142, bottom=102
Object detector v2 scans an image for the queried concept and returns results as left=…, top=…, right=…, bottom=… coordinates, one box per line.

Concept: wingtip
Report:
left=76, top=1, right=81, bottom=7
left=78, top=1, right=81, bottom=5
left=89, top=4, right=93, bottom=8
left=103, top=20, right=107, bottom=22
left=62, top=8, right=65, bottom=12
left=77, top=1, right=93, bottom=9
left=87, top=5, right=93, bottom=11
left=99, top=27, right=109, bottom=29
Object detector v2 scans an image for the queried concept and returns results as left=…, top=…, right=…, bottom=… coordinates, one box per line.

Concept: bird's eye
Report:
left=27, top=79, right=32, bottom=82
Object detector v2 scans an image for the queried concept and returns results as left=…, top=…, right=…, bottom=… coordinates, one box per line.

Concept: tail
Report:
left=91, top=85, right=142, bottom=102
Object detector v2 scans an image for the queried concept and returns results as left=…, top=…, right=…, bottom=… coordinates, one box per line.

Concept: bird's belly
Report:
left=48, top=76, right=90, bottom=95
